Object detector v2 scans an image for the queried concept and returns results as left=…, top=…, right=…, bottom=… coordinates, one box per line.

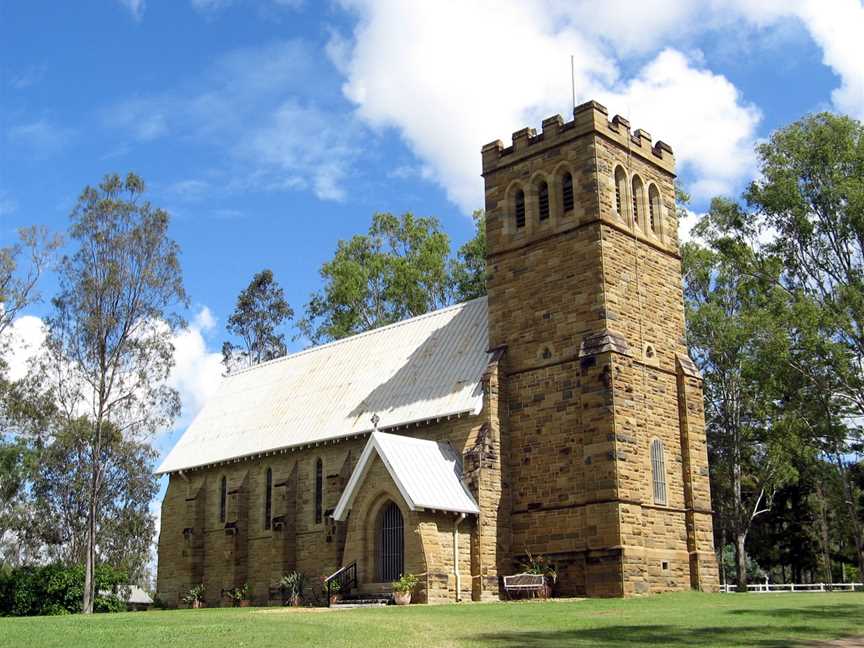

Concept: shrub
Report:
left=0, top=563, right=129, bottom=616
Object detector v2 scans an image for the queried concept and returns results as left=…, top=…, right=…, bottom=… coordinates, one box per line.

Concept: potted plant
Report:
left=227, top=583, right=251, bottom=607
left=522, top=551, right=558, bottom=598
left=181, top=584, right=206, bottom=609
left=391, top=573, right=419, bottom=606
left=324, top=577, right=341, bottom=605
left=281, top=571, right=305, bottom=607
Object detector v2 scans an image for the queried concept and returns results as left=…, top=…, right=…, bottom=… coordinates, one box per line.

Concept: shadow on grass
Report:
left=726, top=604, right=864, bottom=621
left=473, top=624, right=851, bottom=648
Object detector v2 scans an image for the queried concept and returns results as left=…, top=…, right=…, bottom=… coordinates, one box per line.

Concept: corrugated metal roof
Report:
left=332, top=431, right=480, bottom=520
left=156, top=297, right=490, bottom=474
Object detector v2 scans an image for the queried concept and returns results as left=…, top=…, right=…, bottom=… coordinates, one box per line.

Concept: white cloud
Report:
left=118, top=0, right=146, bottom=20
left=8, top=64, right=47, bottom=90
left=333, top=1, right=615, bottom=211
left=598, top=49, right=761, bottom=200
left=0, top=190, right=16, bottom=216
left=7, top=120, right=75, bottom=158
left=104, top=39, right=358, bottom=203
left=333, top=1, right=761, bottom=210
left=190, top=0, right=302, bottom=13
left=167, top=307, right=224, bottom=432
left=240, top=100, right=361, bottom=201
left=332, top=1, right=864, bottom=211
left=794, top=0, right=864, bottom=120
left=1, top=315, right=46, bottom=382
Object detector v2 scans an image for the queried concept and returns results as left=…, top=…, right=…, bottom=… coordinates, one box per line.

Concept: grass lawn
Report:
left=1, top=592, right=863, bottom=648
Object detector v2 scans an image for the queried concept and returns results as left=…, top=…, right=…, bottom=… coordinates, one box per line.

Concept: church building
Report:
left=155, top=100, right=719, bottom=606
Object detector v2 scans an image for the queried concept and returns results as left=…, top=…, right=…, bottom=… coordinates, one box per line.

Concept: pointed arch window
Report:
left=378, top=501, right=404, bottom=582
left=632, top=175, right=644, bottom=226
left=314, top=458, right=323, bottom=524
left=264, top=467, right=273, bottom=530
left=561, top=172, right=574, bottom=213
left=648, top=184, right=661, bottom=234
left=219, top=475, right=227, bottom=523
left=514, top=189, right=526, bottom=228
left=650, top=439, right=667, bottom=505
left=538, top=181, right=550, bottom=221
left=614, top=166, right=627, bottom=219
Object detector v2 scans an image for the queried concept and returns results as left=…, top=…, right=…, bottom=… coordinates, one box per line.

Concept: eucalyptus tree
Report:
left=683, top=198, right=797, bottom=591
left=301, top=212, right=453, bottom=344
left=222, top=269, right=293, bottom=372
left=44, top=173, right=187, bottom=613
left=743, top=112, right=864, bottom=576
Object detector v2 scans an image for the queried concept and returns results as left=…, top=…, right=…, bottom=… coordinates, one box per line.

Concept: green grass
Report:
left=1, top=592, right=863, bottom=648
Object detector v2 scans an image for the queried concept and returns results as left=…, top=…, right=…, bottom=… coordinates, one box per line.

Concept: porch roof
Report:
left=332, top=431, right=480, bottom=521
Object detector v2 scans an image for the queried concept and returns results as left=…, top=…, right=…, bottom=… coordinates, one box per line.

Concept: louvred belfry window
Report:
left=515, top=189, right=526, bottom=228
left=538, top=181, right=549, bottom=221
left=562, top=172, right=574, bottom=212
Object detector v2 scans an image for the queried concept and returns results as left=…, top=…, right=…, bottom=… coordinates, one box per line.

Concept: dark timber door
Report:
left=378, top=501, right=404, bottom=581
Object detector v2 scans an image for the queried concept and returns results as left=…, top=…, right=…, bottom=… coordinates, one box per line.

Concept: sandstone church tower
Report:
left=482, top=101, right=718, bottom=596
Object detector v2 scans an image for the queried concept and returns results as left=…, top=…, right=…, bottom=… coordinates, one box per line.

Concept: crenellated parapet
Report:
left=481, top=100, right=675, bottom=176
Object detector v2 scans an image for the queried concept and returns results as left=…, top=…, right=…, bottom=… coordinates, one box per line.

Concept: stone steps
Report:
left=331, top=594, right=392, bottom=608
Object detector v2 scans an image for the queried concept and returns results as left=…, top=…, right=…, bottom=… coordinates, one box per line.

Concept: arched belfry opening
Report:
left=377, top=500, right=404, bottom=581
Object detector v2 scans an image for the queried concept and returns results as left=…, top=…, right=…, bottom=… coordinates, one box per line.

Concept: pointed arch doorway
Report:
left=377, top=501, right=404, bottom=582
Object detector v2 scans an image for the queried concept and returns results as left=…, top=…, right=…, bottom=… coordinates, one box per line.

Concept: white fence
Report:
left=720, top=582, right=864, bottom=593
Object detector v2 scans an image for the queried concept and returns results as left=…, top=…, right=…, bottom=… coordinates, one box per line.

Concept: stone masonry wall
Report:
left=156, top=369, right=506, bottom=606
left=482, top=99, right=718, bottom=596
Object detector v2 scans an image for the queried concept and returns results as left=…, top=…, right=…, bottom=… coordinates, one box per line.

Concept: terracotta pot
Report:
left=239, top=599, right=251, bottom=608
left=393, top=591, right=411, bottom=606
left=329, top=594, right=341, bottom=605
left=191, top=600, right=201, bottom=609
left=290, top=595, right=302, bottom=607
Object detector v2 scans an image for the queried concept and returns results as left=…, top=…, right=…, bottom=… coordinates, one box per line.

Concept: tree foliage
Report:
left=449, top=210, right=487, bottom=301
left=301, top=211, right=486, bottom=344
left=222, top=269, right=293, bottom=372
left=686, top=112, right=864, bottom=587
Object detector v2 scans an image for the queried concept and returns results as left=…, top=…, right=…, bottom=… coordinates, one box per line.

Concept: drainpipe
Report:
left=453, top=513, right=466, bottom=602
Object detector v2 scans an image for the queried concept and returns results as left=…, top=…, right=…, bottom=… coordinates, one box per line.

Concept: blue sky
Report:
left=2, top=1, right=864, bottom=474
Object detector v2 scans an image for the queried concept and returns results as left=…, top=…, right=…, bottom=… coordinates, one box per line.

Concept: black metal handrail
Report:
left=324, top=561, right=357, bottom=607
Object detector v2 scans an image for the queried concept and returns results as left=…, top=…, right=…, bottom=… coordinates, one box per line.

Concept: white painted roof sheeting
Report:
left=157, top=298, right=490, bottom=474
left=333, top=431, right=480, bottom=520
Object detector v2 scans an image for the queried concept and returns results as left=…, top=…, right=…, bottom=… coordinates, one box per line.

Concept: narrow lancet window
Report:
left=562, top=172, right=574, bottom=213
left=631, top=176, right=644, bottom=226
left=314, top=458, right=323, bottom=524
left=515, top=189, right=526, bottom=228
left=264, top=467, right=273, bottom=530
left=538, top=181, right=549, bottom=221
left=649, top=184, right=661, bottom=234
left=651, top=439, right=667, bottom=505
left=614, top=166, right=627, bottom=218
left=219, top=475, right=227, bottom=523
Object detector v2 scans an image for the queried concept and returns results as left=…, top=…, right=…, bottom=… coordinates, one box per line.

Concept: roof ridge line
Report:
left=226, top=296, right=488, bottom=378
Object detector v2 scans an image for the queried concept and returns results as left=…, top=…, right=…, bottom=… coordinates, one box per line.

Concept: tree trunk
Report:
left=735, top=531, right=747, bottom=592
left=815, top=481, right=832, bottom=583
left=82, top=496, right=95, bottom=613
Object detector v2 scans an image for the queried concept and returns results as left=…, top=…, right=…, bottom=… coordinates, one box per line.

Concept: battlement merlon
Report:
left=481, top=99, right=676, bottom=177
